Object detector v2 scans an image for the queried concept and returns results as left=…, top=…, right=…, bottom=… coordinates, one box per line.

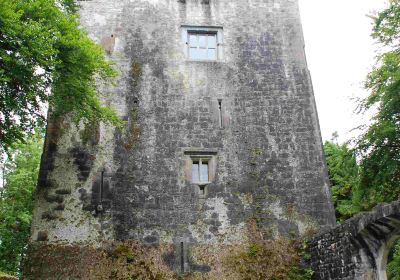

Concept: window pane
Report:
left=208, top=35, right=217, bottom=48
left=207, top=49, right=216, bottom=60
left=189, top=34, right=197, bottom=47
left=192, top=162, right=199, bottom=182
left=198, top=35, right=207, bottom=48
left=200, top=161, right=209, bottom=182
left=198, top=48, right=207, bottom=60
left=188, top=32, right=218, bottom=60
left=189, top=48, right=199, bottom=59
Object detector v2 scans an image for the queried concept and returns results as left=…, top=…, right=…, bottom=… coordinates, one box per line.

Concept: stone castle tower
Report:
left=25, top=0, right=336, bottom=278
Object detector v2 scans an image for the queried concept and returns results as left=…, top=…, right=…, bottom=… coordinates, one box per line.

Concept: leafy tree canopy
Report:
left=355, top=0, right=400, bottom=209
left=324, top=141, right=361, bottom=223
left=0, top=131, right=43, bottom=275
left=0, top=0, right=119, bottom=154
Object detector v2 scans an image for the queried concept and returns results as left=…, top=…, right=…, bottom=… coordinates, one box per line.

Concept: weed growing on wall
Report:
left=227, top=219, right=314, bottom=280
left=22, top=241, right=173, bottom=280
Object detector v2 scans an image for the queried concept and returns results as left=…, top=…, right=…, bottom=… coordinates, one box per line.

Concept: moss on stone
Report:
left=130, top=61, right=142, bottom=88
left=125, top=108, right=140, bottom=150
left=80, top=120, right=100, bottom=146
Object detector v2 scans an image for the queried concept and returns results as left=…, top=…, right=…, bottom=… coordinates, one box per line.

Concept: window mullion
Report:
left=199, top=159, right=203, bottom=182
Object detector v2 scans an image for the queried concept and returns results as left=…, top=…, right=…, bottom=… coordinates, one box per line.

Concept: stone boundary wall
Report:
left=308, top=201, right=400, bottom=280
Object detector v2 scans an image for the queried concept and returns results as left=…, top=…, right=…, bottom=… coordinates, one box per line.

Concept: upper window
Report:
left=182, top=26, right=223, bottom=61
left=188, top=32, right=217, bottom=60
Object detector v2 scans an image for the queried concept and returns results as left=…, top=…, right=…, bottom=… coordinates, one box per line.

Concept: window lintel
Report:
left=184, top=150, right=218, bottom=156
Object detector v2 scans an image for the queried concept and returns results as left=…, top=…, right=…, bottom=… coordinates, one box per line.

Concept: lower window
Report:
left=191, top=158, right=210, bottom=184
left=184, top=150, right=217, bottom=196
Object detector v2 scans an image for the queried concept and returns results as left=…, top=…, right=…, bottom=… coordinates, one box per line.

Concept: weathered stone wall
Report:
left=309, top=201, right=400, bottom=280
left=27, top=0, right=335, bottom=277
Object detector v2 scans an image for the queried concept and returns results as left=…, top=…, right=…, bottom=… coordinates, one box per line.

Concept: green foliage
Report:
left=0, top=132, right=43, bottom=275
left=323, top=141, right=361, bottom=223
left=388, top=240, right=400, bottom=280
left=355, top=0, right=400, bottom=210
left=371, top=0, right=400, bottom=46
left=0, top=0, right=120, bottom=154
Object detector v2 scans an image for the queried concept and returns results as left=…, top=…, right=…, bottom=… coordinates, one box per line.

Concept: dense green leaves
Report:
left=324, top=141, right=361, bottom=223
left=0, top=132, right=43, bottom=275
left=388, top=239, right=400, bottom=280
left=355, top=0, right=400, bottom=210
left=0, top=0, right=119, bottom=154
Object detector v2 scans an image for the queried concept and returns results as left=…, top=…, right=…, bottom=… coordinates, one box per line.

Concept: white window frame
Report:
left=187, top=32, right=217, bottom=61
left=184, top=150, right=218, bottom=197
left=181, top=26, right=223, bottom=61
left=191, top=156, right=211, bottom=184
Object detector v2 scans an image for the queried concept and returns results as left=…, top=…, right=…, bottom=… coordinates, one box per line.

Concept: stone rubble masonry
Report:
left=26, top=0, right=336, bottom=277
left=309, top=201, right=400, bottom=280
